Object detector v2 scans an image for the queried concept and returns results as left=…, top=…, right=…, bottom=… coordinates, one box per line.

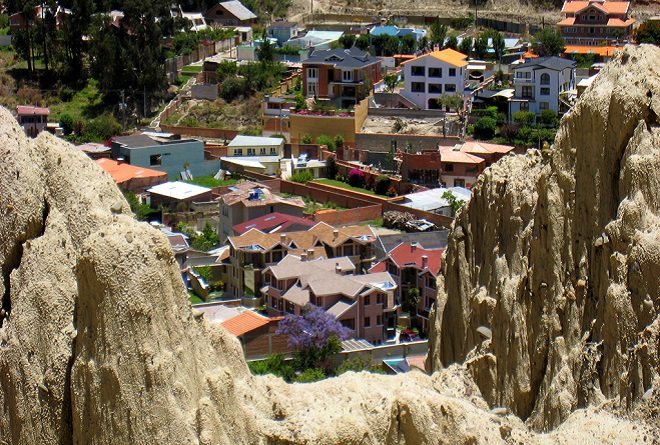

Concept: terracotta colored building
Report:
left=95, top=158, right=168, bottom=191
left=558, top=0, right=635, bottom=46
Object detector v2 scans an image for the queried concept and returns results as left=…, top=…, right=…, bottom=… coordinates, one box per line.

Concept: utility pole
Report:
left=120, top=90, right=126, bottom=132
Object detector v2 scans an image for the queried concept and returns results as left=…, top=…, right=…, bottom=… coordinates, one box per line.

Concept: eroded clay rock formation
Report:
left=429, top=44, right=660, bottom=432
left=0, top=46, right=658, bottom=445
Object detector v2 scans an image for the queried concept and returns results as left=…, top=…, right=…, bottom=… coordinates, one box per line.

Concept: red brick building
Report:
left=558, top=0, right=635, bottom=46
left=302, top=47, right=382, bottom=108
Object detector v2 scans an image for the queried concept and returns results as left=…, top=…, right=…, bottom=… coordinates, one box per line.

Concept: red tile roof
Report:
left=232, top=212, right=315, bottom=235
left=387, top=243, right=443, bottom=277
left=221, top=311, right=270, bottom=337
left=461, top=141, right=515, bottom=156
left=17, top=105, right=49, bottom=116
left=439, top=149, right=485, bottom=165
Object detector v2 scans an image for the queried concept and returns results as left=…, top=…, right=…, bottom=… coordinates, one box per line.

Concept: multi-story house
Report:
left=204, top=0, right=257, bottom=27
left=16, top=106, right=49, bottom=138
left=262, top=254, right=399, bottom=344
left=218, top=181, right=305, bottom=242
left=302, top=47, right=382, bottom=108
left=399, top=48, right=469, bottom=110
left=368, top=242, right=442, bottom=334
left=111, top=132, right=221, bottom=179
left=558, top=0, right=635, bottom=46
left=221, top=135, right=285, bottom=175
left=509, top=57, right=576, bottom=116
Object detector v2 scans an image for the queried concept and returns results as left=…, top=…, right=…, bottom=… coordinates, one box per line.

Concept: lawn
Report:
left=314, top=179, right=387, bottom=197
left=48, top=79, right=108, bottom=122
left=358, top=218, right=385, bottom=227
left=181, top=65, right=203, bottom=73
left=184, top=176, right=238, bottom=188
left=188, top=291, right=204, bottom=305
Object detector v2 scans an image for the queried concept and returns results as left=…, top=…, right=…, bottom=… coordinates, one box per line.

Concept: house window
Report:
left=285, top=301, right=294, bottom=314
left=149, top=154, right=161, bottom=166
left=449, top=68, right=456, bottom=76
left=540, top=73, right=550, bottom=85
left=427, top=277, right=436, bottom=289
left=589, top=27, right=595, bottom=34
left=444, top=84, right=456, bottom=92
left=444, top=163, right=453, bottom=172
left=341, top=318, right=355, bottom=330
left=377, top=315, right=383, bottom=325
left=307, top=82, right=317, bottom=96
left=344, top=244, right=353, bottom=256
left=411, top=65, right=425, bottom=76
left=540, top=87, right=550, bottom=95
left=540, top=102, right=549, bottom=109
left=522, top=86, right=533, bottom=97
left=428, top=83, right=442, bottom=93
left=365, top=295, right=371, bottom=306
left=270, top=147, right=277, bottom=154
left=377, top=294, right=383, bottom=304
left=364, top=316, right=371, bottom=328
left=411, top=82, right=425, bottom=92
left=589, top=15, right=596, bottom=20
left=260, top=147, right=266, bottom=155
left=454, top=178, right=465, bottom=187
left=516, top=71, right=531, bottom=78
left=342, top=70, right=353, bottom=82
left=429, top=67, right=442, bottom=77
left=520, top=102, right=529, bottom=112
left=234, top=148, right=243, bottom=156
left=307, top=67, right=318, bottom=78
left=247, top=148, right=256, bottom=155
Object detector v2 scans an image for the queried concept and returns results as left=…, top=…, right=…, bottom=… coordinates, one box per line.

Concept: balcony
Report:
left=514, top=78, right=535, bottom=84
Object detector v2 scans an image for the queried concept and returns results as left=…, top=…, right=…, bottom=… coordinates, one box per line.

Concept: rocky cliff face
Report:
left=0, top=45, right=658, bottom=445
left=429, top=44, right=660, bottom=432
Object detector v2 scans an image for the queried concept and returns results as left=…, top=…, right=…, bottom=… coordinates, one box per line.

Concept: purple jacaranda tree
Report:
left=276, top=304, right=351, bottom=370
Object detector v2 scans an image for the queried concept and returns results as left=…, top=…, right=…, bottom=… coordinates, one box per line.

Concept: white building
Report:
left=400, top=48, right=469, bottom=110
left=221, top=135, right=285, bottom=176
left=509, top=57, right=576, bottom=116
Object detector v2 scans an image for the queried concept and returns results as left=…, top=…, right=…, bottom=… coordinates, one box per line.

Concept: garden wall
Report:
left=312, top=205, right=382, bottom=226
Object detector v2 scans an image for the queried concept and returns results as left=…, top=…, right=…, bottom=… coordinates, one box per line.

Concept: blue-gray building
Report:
left=111, top=132, right=221, bottom=180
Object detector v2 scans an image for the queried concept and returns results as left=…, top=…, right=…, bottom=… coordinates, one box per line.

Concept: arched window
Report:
left=540, top=73, right=550, bottom=85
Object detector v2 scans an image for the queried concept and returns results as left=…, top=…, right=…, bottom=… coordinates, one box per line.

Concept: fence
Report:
left=312, top=204, right=382, bottom=226
left=164, top=37, right=236, bottom=83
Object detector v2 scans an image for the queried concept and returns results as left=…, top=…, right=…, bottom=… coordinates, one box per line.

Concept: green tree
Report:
left=59, top=113, right=74, bottom=136
left=333, top=134, right=344, bottom=149
left=458, top=36, right=473, bottom=56
left=191, top=221, right=218, bottom=251
left=355, top=34, right=371, bottom=51
left=383, top=73, right=398, bottom=92
left=256, top=37, right=275, bottom=62
left=400, top=34, right=416, bottom=54
left=325, top=153, right=338, bottom=179
left=442, top=190, right=466, bottom=215
left=290, top=169, right=314, bottom=184
left=532, top=27, right=565, bottom=57
left=474, top=116, right=498, bottom=139
left=83, top=113, right=122, bottom=142
left=315, top=134, right=336, bottom=151
left=215, top=60, right=238, bottom=83
left=429, top=18, right=447, bottom=48
left=538, top=109, right=559, bottom=127
left=444, top=35, right=458, bottom=50
left=338, top=33, right=356, bottom=49
left=483, top=29, right=505, bottom=61
left=474, top=33, right=489, bottom=59
left=440, top=93, right=464, bottom=112
left=301, top=133, right=312, bottom=143
left=512, top=111, right=536, bottom=126
left=375, top=175, right=391, bottom=195
left=123, top=191, right=154, bottom=221
left=373, top=34, right=399, bottom=56
left=62, top=0, right=95, bottom=80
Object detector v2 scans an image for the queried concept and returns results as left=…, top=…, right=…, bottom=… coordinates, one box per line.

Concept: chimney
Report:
left=301, top=252, right=308, bottom=262
left=421, top=255, right=428, bottom=269
left=411, top=242, right=417, bottom=252
left=333, top=229, right=339, bottom=240
left=280, top=234, right=287, bottom=244
left=307, top=248, right=314, bottom=260
left=117, top=157, right=125, bottom=165
left=335, top=262, right=341, bottom=274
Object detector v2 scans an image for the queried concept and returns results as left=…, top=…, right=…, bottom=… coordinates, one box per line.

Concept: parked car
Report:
left=399, top=329, right=421, bottom=342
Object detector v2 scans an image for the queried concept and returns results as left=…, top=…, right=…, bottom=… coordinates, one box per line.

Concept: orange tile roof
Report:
left=564, top=45, right=623, bottom=56
left=221, top=311, right=269, bottom=337
left=607, top=17, right=635, bottom=26
left=439, top=148, right=485, bottom=165
left=561, top=0, right=630, bottom=14
left=95, top=158, right=167, bottom=184
left=558, top=17, right=576, bottom=25
left=429, top=48, right=469, bottom=67
left=461, top=141, right=515, bottom=155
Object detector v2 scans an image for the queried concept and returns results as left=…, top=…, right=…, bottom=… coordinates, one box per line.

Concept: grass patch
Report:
left=184, top=176, right=238, bottom=188
left=48, top=79, right=108, bottom=122
left=314, top=179, right=387, bottom=197
left=181, top=65, right=203, bottom=73
left=188, top=291, right=204, bottom=305
left=358, top=218, right=384, bottom=227
left=176, top=75, right=192, bottom=87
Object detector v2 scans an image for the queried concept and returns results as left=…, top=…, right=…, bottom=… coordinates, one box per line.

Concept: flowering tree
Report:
left=348, top=168, right=365, bottom=188
left=276, top=304, right=351, bottom=370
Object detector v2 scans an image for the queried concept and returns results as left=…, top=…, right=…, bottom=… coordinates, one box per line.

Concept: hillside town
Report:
left=2, top=0, right=652, bottom=378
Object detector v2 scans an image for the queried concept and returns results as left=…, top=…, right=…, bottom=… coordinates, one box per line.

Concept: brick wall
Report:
left=354, top=132, right=460, bottom=153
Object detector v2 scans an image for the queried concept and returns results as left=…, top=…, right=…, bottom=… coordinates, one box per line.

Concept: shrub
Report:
left=512, top=111, right=536, bottom=126
left=472, top=106, right=498, bottom=119
left=538, top=109, right=559, bottom=127
left=325, top=154, right=338, bottom=179
left=59, top=113, right=74, bottom=136
left=301, top=133, right=312, bottom=144
left=348, top=168, right=365, bottom=188
left=473, top=116, right=497, bottom=139
left=219, top=76, right=246, bottom=102
left=294, top=93, right=306, bottom=111
left=295, top=368, right=326, bottom=383
left=315, top=134, right=336, bottom=151
left=248, top=354, right=296, bottom=382
left=290, top=170, right=314, bottom=184
left=333, top=134, right=344, bottom=149
left=499, top=123, right=519, bottom=142
left=516, top=125, right=533, bottom=144
left=83, top=113, right=122, bottom=142
left=375, top=175, right=391, bottom=195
